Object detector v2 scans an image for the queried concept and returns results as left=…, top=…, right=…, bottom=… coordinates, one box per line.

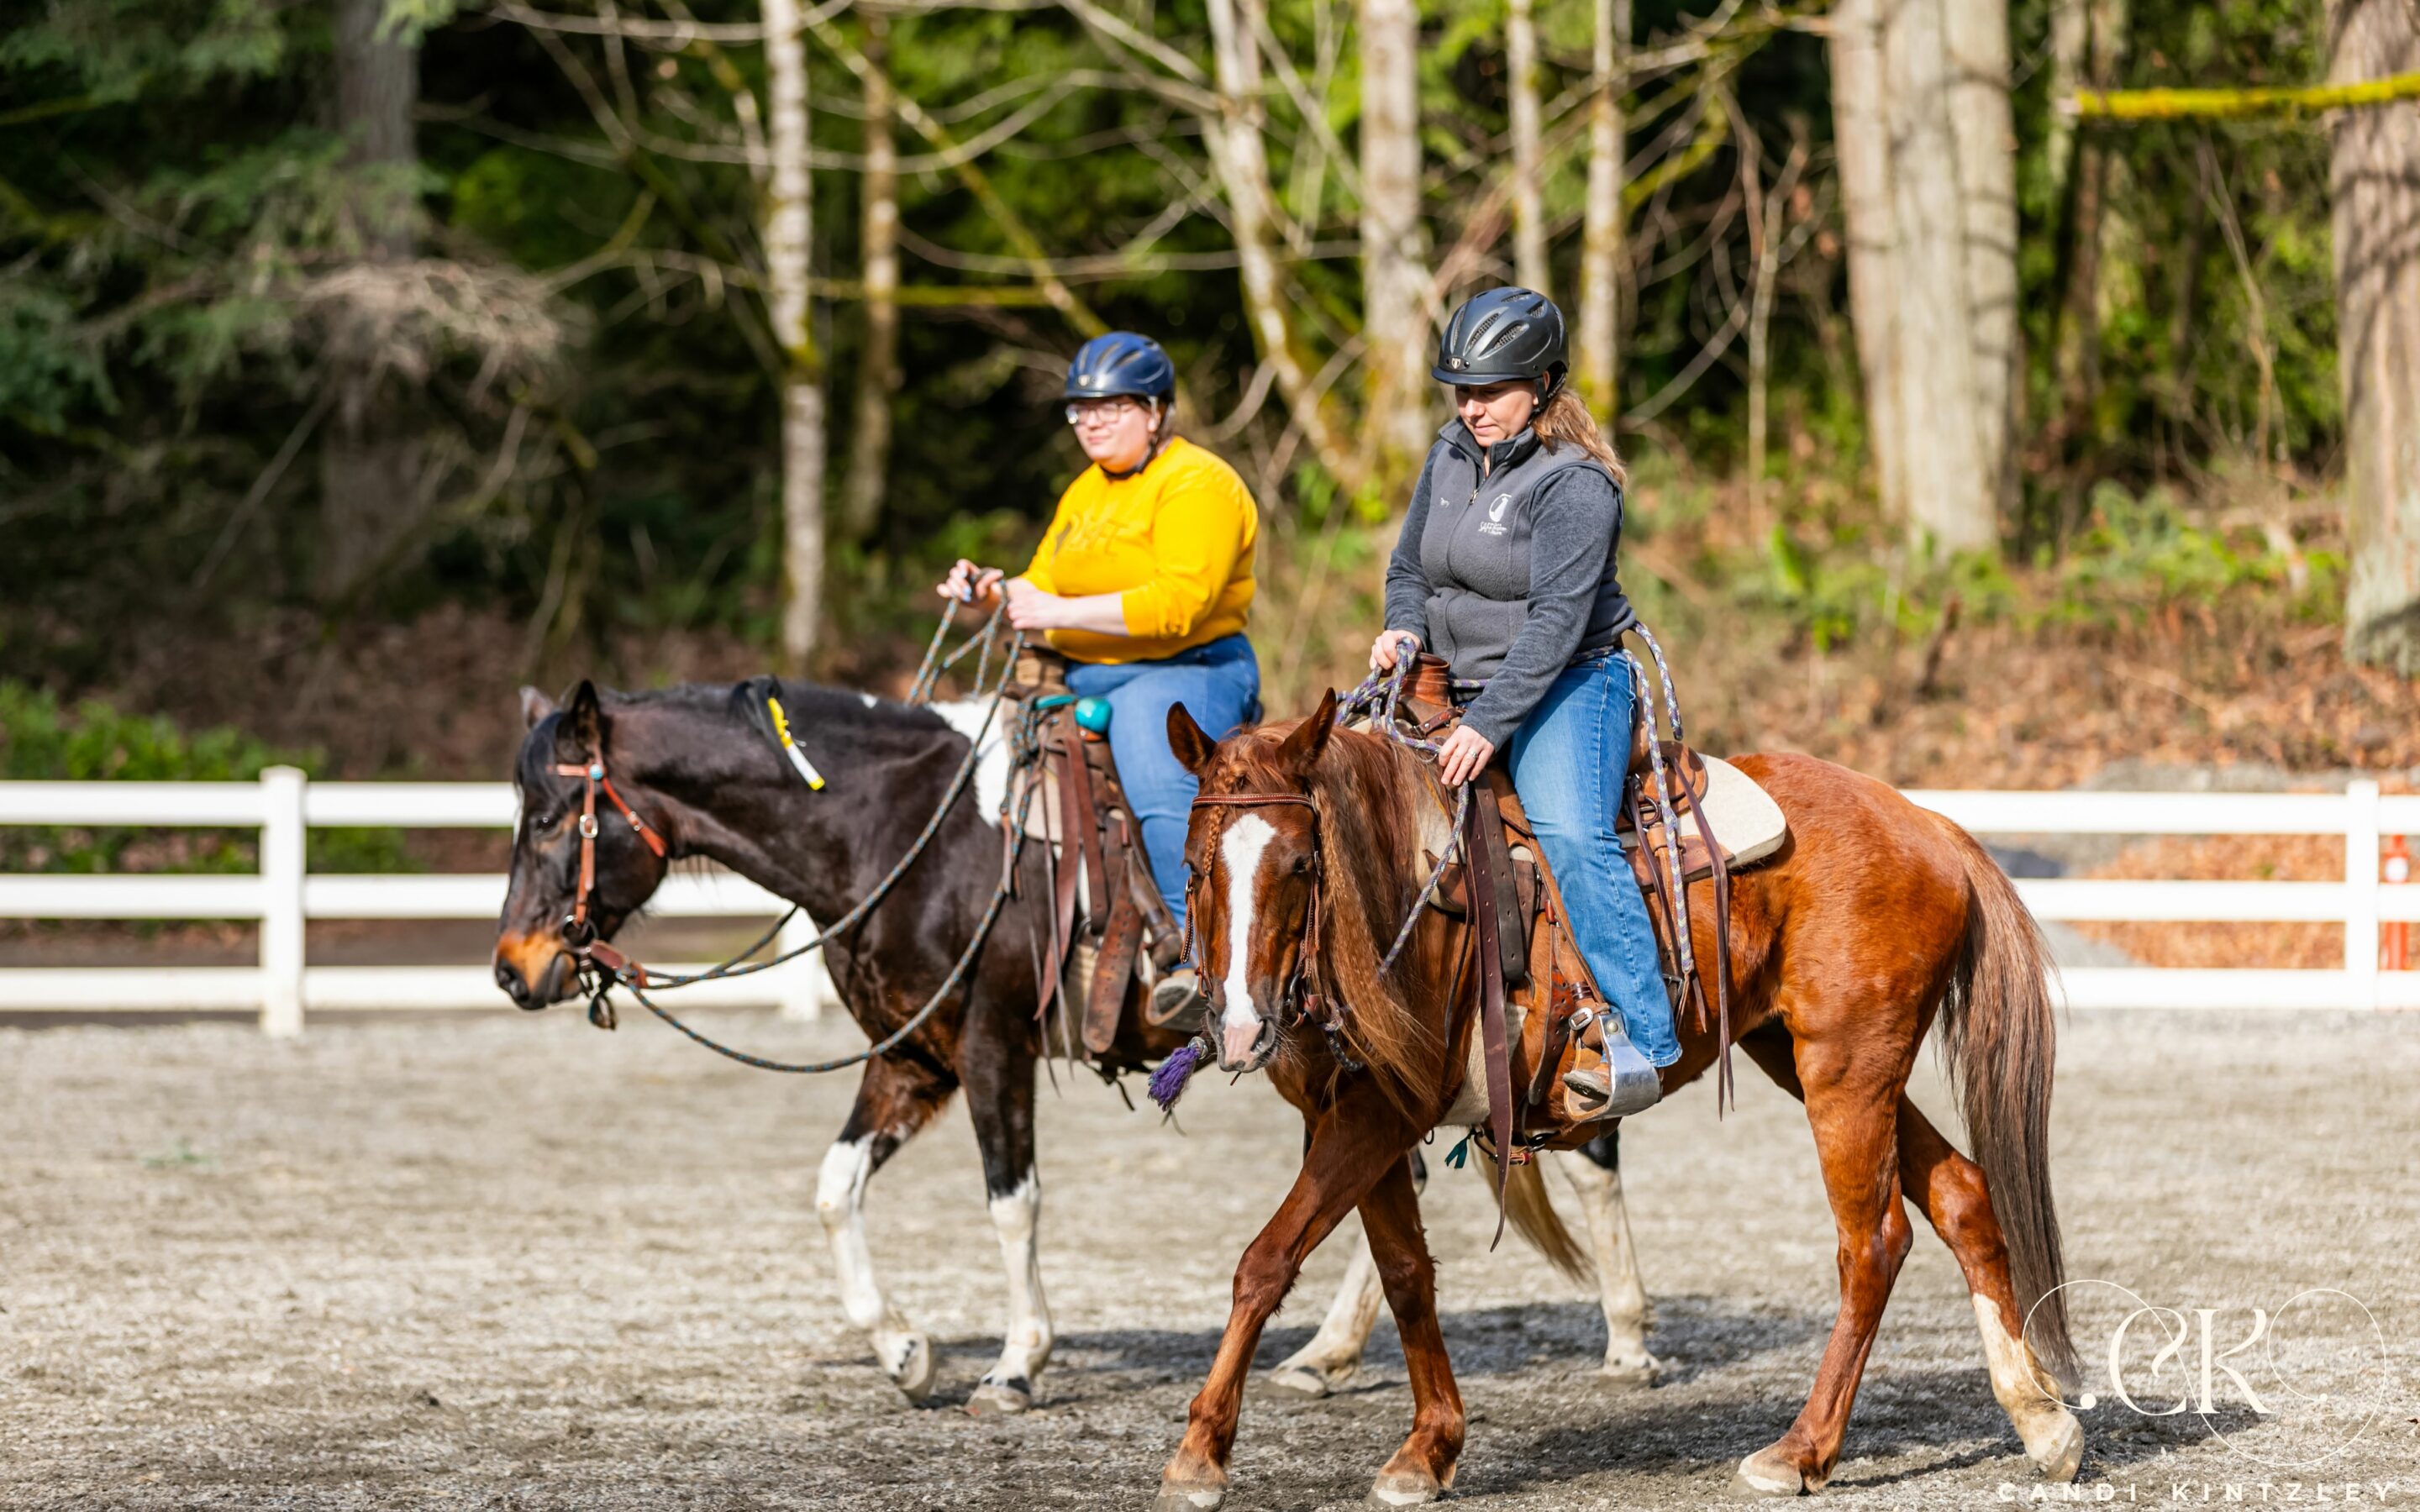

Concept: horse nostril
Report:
left=495, top=960, right=529, bottom=1005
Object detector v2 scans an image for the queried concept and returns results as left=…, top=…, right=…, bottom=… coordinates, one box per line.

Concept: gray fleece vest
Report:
left=1414, top=424, right=1630, bottom=681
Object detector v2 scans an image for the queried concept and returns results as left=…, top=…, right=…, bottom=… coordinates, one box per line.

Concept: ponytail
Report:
left=1533, top=386, right=1627, bottom=487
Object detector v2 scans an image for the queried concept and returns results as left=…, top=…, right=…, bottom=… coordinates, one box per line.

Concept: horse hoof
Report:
left=965, top=1379, right=1034, bottom=1417
left=884, top=1331, right=937, bottom=1405
left=1370, top=1470, right=1444, bottom=1506
left=2026, top=1410, right=2086, bottom=1482
left=1598, top=1353, right=1661, bottom=1389
left=1262, top=1362, right=1347, bottom=1399
left=1731, top=1447, right=1809, bottom=1497
left=1154, top=1483, right=1224, bottom=1512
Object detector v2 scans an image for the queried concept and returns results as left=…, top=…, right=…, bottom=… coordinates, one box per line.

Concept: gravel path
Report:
left=3, top=1008, right=2415, bottom=1509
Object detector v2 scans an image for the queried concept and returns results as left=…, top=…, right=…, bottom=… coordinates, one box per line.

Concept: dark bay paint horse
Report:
left=491, top=677, right=1663, bottom=1414
left=1158, top=690, right=2084, bottom=1508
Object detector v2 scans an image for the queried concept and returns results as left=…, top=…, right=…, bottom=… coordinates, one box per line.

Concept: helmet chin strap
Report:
left=1101, top=396, right=1170, bottom=480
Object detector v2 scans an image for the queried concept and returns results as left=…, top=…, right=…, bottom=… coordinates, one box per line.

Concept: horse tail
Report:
left=1932, top=813, right=2076, bottom=1388
left=1486, top=1152, right=1594, bottom=1284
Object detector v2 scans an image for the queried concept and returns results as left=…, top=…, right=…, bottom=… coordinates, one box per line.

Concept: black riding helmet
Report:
left=1064, top=331, right=1176, bottom=402
left=1432, top=286, right=1568, bottom=400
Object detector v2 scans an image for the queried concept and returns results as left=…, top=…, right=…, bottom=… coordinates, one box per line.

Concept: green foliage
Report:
left=0, top=682, right=410, bottom=878
left=0, top=0, right=2370, bottom=734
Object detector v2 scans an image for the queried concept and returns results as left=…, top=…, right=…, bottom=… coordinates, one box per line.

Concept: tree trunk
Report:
left=1507, top=0, right=1548, bottom=296
left=2054, top=0, right=2128, bottom=452
left=764, top=0, right=826, bottom=669
left=1828, top=0, right=1907, bottom=523
left=1881, top=0, right=1996, bottom=554
left=1576, top=0, right=1630, bottom=427
left=318, top=0, right=425, bottom=603
left=1203, top=0, right=1357, bottom=491
left=2330, top=0, right=2420, bottom=671
left=839, top=10, right=899, bottom=544
left=1942, top=0, right=2018, bottom=513
left=1359, top=0, right=1432, bottom=492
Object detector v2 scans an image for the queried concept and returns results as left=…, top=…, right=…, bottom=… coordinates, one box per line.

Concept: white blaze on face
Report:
left=1218, top=813, right=1276, bottom=1063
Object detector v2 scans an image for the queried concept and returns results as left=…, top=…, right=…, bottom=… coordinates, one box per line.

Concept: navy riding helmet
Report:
left=1433, top=286, right=1568, bottom=399
left=1065, top=331, right=1176, bottom=402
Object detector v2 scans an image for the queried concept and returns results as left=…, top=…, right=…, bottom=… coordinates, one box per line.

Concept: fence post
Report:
left=776, top=912, right=825, bottom=1022
left=2345, top=778, right=2382, bottom=1010
left=259, top=765, right=307, bottom=1039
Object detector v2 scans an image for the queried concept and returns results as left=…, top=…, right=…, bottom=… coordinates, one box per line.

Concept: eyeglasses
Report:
left=1065, top=399, right=1141, bottom=426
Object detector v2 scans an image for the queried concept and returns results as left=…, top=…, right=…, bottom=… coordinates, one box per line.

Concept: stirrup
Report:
left=1146, top=966, right=1209, bottom=1032
left=1561, top=1006, right=1663, bottom=1120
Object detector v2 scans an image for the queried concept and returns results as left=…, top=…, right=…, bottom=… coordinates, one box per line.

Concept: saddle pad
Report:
left=1697, top=754, right=1788, bottom=867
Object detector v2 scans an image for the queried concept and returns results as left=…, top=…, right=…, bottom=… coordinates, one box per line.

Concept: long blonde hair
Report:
left=1533, top=386, right=1627, bottom=486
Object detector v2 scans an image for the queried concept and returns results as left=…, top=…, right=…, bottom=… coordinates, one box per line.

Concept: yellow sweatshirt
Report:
left=1021, top=435, right=1259, bottom=664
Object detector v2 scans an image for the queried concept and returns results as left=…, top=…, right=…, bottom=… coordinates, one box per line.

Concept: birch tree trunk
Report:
left=839, top=9, right=899, bottom=543
left=1507, top=0, right=1548, bottom=295
left=1576, top=0, right=1629, bottom=427
left=1942, top=0, right=2018, bottom=512
left=2054, top=0, right=2128, bottom=445
left=1881, top=0, right=1996, bottom=554
left=1202, top=0, right=1356, bottom=490
left=764, top=0, right=826, bottom=668
left=1828, top=0, right=1907, bottom=523
left=2330, top=0, right=2420, bottom=670
left=1829, top=0, right=2007, bottom=554
left=1359, top=0, right=1432, bottom=491
left=318, top=0, right=427, bottom=602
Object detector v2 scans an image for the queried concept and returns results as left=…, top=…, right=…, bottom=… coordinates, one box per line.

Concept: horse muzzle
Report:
left=492, top=932, right=576, bottom=1010
left=1218, top=1013, right=1278, bottom=1074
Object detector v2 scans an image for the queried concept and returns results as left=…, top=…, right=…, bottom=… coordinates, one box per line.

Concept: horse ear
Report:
left=519, top=685, right=558, bottom=730
left=557, top=680, right=603, bottom=758
left=1167, top=701, right=1217, bottom=775
left=1276, top=688, right=1339, bottom=777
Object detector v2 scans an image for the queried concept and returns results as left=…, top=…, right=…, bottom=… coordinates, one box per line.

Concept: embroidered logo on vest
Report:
left=1480, top=493, right=1512, bottom=536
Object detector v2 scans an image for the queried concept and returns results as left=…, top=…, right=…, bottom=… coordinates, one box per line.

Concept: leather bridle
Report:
left=1186, top=790, right=1328, bottom=1036
left=549, top=751, right=668, bottom=953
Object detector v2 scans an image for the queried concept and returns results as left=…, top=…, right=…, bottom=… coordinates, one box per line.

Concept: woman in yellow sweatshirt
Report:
left=939, top=333, right=1260, bottom=1011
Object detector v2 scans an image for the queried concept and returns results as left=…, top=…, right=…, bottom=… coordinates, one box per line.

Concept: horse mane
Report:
left=1206, top=717, right=1459, bottom=1118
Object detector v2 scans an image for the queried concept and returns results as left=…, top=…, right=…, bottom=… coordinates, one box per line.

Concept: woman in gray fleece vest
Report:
left=1370, top=287, right=1671, bottom=1118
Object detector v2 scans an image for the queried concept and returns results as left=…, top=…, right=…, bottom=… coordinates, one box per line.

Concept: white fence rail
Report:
left=3, top=774, right=2416, bottom=1033
left=0, top=768, right=838, bottom=1035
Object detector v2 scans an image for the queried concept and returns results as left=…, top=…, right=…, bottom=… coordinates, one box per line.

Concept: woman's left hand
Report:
left=1435, top=725, right=1497, bottom=788
left=1002, top=578, right=1060, bottom=630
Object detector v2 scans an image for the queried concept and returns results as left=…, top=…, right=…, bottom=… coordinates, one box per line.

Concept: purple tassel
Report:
left=1148, top=1040, right=1207, bottom=1113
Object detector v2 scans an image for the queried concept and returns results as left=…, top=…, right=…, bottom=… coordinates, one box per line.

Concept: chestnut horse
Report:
left=1156, top=690, right=2084, bottom=1509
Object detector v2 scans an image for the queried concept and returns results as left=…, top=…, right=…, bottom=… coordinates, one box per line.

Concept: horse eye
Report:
left=1289, top=855, right=1313, bottom=876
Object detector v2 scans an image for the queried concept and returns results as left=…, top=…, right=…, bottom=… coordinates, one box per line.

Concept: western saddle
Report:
left=999, top=648, right=1190, bottom=1070
left=1382, top=653, right=1786, bottom=1168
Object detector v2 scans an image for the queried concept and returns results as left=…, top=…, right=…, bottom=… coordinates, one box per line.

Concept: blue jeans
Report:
left=1504, top=652, right=1681, bottom=1067
left=1066, top=633, right=1261, bottom=931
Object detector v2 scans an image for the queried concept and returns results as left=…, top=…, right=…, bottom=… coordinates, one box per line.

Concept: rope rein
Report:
left=560, top=602, right=1043, bottom=1074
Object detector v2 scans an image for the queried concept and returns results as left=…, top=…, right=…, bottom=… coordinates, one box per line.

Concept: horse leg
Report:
left=815, top=1055, right=955, bottom=1404
left=1897, top=1099, right=2085, bottom=1480
left=1158, top=1091, right=1413, bottom=1511
left=1264, top=1149, right=1426, bottom=1398
left=1359, top=1150, right=1465, bottom=1505
left=1553, top=1127, right=1661, bottom=1385
left=960, top=1002, right=1050, bottom=1416
left=1737, top=1029, right=2081, bottom=1480
left=1733, top=1034, right=1916, bottom=1497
